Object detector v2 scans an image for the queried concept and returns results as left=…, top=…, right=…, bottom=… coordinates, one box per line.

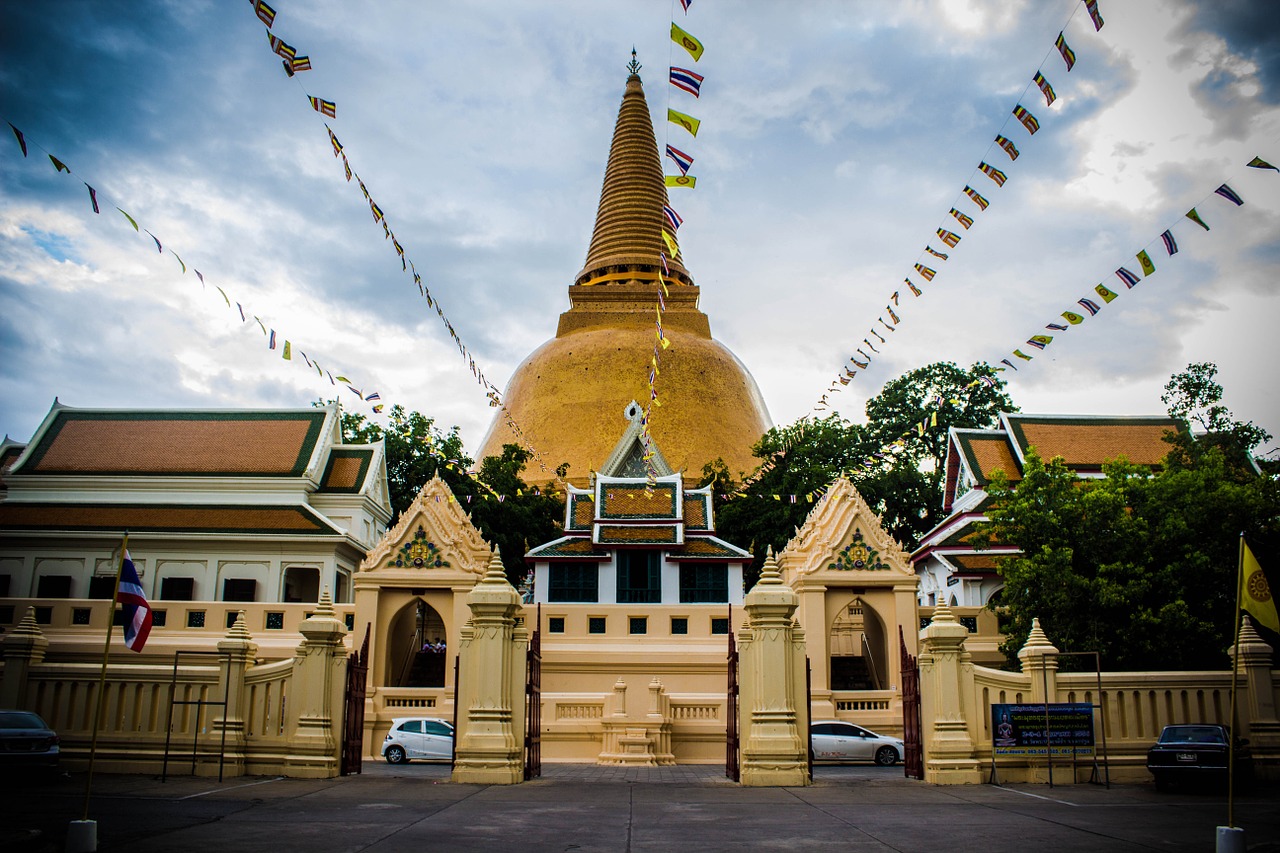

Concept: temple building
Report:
left=476, top=64, right=771, bottom=486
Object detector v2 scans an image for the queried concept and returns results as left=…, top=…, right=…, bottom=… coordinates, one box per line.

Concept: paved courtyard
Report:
left=3, top=763, right=1277, bottom=852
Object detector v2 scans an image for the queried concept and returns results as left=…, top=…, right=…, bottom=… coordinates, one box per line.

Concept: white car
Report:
left=382, top=717, right=454, bottom=764
left=810, top=720, right=903, bottom=766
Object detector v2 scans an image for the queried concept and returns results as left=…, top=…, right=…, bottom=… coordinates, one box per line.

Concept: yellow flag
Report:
left=1137, top=249, right=1155, bottom=277
left=282, top=341, right=292, bottom=360
left=661, top=229, right=680, bottom=259
left=1242, top=539, right=1279, bottom=632
left=665, top=175, right=697, bottom=189
left=1094, top=283, right=1118, bottom=303
left=671, top=23, right=704, bottom=61
left=668, top=109, right=701, bottom=137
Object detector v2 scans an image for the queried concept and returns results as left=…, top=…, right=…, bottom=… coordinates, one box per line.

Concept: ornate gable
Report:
left=359, top=475, right=491, bottom=577
left=778, top=478, right=913, bottom=582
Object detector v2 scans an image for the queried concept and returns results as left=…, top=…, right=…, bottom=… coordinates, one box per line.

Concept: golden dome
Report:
left=477, top=67, right=771, bottom=485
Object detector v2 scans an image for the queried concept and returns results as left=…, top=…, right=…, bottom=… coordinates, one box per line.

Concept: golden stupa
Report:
left=477, top=61, right=771, bottom=485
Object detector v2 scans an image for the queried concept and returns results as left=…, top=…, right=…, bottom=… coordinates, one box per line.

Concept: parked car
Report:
left=382, top=717, right=454, bottom=764
left=1146, top=724, right=1249, bottom=791
left=810, top=721, right=903, bottom=766
left=0, top=710, right=60, bottom=775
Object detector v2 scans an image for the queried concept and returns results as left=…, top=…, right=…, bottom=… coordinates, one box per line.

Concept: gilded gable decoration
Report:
left=387, top=526, right=450, bottom=568
left=360, top=475, right=491, bottom=575
left=828, top=530, right=888, bottom=571
left=779, top=478, right=912, bottom=579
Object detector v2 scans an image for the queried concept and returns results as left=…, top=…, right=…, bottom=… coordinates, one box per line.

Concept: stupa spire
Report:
left=575, top=56, right=692, bottom=287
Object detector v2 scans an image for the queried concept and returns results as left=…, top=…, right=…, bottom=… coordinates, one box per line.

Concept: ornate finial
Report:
left=12, top=606, right=43, bottom=638
left=628, top=47, right=641, bottom=75
left=227, top=610, right=253, bottom=640
left=314, top=587, right=335, bottom=617
left=758, top=546, right=783, bottom=584
left=1025, top=617, right=1050, bottom=647
left=931, top=599, right=957, bottom=623
left=484, top=546, right=507, bottom=582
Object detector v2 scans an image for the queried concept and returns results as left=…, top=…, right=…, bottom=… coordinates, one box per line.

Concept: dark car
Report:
left=0, top=710, right=60, bottom=775
left=1146, top=724, right=1248, bottom=791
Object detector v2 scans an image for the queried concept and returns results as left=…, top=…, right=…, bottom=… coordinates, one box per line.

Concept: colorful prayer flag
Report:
left=145, top=231, right=162, bottom=253
left=665, top=175, right=697, bottom=188
left=668, top=108, right=701, bottom=136
left=1000, top=358, right=1018, bottom=371
left=1246, top=156, right=1278, bottom=172
left=885, top=304, right=900, bottom=324
left=370, top=201, right=384, bottom=222
left=289, top=56, right=312, bottom=73
left=1033, top=71, right=1057, bottom=107
left=669, top=66, right=704, bottom=97
left=963, top=186, right=989, bottom=210
left=979, top=162, right=1007, bottom=187
left=1077, top=298, right=1100, bottom=316
left=269, top=34, right=296, bottom=59
left=1215, top=184, right=1244, bottom=206
left=254, top=0, right=277, bottom=27
left=905, top=278, right=922, bottom=296
left=268, top=329, right=277, bottom=349
left=49, top=154, right=70, bottom=173
left=327, top=125, right=342, bottom=156
left=661, top=229, right=680, bottom=258
left=671, top=23, right=704, bottom=61
left=1027, top=335, right=1053, bottom=349
left=914, top=263, right=936, bottom=281
left=1185, top=208, right=1210, bottom=231
left=1046, top=323, right=1068, bottom=331
left=1013, top=349, right=1033, bottom=361
left=936, top=229, right=960, bottom=248
left=1114, top=267, right=1139, bottom=288
left=1161, top=230, right=1178, bottom=255
left=679, top=0, right=692, bottom=12
left=1241, top=538, right=1279, bottom=633
left=994, top=134, right=1020, bottom=161
left=1013, top=105, right=1040, bottom=134
left=1055, top=32, right=1076, bottom=71
left=309, top=97, right=336, bottom=118
left=116, top=549, right=152, bottom=652
left=85, top=183, right=99, bottom=214
left=282, top=340, right=291, bottom=360
left=172, top=252, right=185, bottom=274
left=950, top=208, right=974, bottom=229
left=1137, top=250, right=1155, bottom=277
left=925, top=246, right=949, bottom=260
left=8, top=123, right=27, bottom=157
left=1084, top=0, right=1104, bottom=31
left=663, top=204, right=683, bottom=232
left=1095, top=283, right=1118, bottom=303
left=665, top=144, right=694, bottom=175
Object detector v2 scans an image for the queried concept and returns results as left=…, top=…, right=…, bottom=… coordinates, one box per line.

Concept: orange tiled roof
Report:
left=669, top=537, right=750, bottom=560
left=0, top=502, right=338, bottom=534
left=596, top=524, right=679, bottom=545
left=569, top=494, right=595, bottom=530
left=18, top=410, right=328, bottom=476
left=961, top=433, right=1021, bottom=485
left=319, top=449, right=372, bottom=492
left=1005, top=415, right=1181, bottom=469
left=683, top=494, right=708, bottom=529
left=599, top=483, right=678, bottom=520
left=526, top=536, right=608, bottom=559
left=949, top=554, right=1002, bottom=572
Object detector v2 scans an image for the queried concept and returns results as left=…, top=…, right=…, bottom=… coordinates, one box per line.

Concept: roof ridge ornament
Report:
left=628, top=47, right=641, bottom=76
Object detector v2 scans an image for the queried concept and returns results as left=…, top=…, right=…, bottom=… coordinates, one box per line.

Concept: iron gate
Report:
left=524, top=603, right=542, bottom=780
left=726, top=605, right=739, bottom=782
left=900, top=626, right=923, bottom=779
left=340, top=625, right=371, bottom=775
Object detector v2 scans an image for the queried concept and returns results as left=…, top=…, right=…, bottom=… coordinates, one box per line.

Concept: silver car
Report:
left=382, top=717, right=454, bottom=764
left=810, top=720, right=903, bottom=765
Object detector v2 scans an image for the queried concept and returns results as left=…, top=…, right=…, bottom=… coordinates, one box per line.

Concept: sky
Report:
left=2, top=0, right=1278, bottom=466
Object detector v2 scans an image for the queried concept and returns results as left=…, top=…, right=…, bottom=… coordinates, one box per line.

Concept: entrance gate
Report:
left=341, top=625, right=371, bottom=775
left=725, top=606, right=739, bottom=782
left=899, top=627, right=922, bottom=779
left=524, top=604, right=542, bottom=780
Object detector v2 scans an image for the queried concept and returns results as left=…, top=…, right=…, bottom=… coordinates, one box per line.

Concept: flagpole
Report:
left=81, top=532, right=129, bottom=822
left=1226, top=532, right=1245, bottom=831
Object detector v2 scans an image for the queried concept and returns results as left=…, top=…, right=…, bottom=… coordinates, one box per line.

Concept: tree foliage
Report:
left=976, top=444, right=1280, bottom=671
left=704, top=361, right=1015, bottom=585
left=1161, top=362, right=1273, bottom=473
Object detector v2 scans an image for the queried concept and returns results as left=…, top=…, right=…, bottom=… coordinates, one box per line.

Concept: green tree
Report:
left=1161, top=362, right=1273, bottom=473
left=468, top=444, right=564, bottom=584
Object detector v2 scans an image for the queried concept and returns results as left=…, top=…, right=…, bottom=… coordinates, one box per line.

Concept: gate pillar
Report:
left=451, top=548, right=527, bottom=784
left=738, top=549, right=810, bottom=786
left=918, top=602, right=982, bottom=784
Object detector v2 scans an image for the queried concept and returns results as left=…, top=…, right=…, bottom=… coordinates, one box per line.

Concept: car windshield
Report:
left=1159, top=726, right=1225, bottom=745
left=0, top=711, right=47, bottom=729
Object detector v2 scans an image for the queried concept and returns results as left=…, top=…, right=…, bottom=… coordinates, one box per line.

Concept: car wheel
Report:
left=385, top=745, right=407, bottom=765
left=874, top=746, right=898, bottom=766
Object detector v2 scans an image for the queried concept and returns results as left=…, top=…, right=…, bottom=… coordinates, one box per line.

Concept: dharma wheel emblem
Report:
left=829, top=530, right=889, bottom=571
left=388, top=526, right=450, bottom=569
left=1248, top=569, right=1272, bottom=603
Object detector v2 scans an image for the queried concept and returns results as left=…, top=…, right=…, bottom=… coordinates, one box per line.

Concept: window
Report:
left=423, top=720, right=453, bottom=737
left=88, top=576, right=118, bottom=599
left=616, top=551, right=660, bottom=604
left=670, top=617, right=688, bottom=635
left=588, top=616, right=606, bottom=634
left=396, top=720, right=423, bottom=734
left=679, top=563, right=728, bottom=603
left=222, top=578, right=257, bottom=602
left=265, top=612, right=285, bottom=630
left=152, top=610, right=167, bottom=627
left=0, top=575, right=9, bottom=596
left=73, top=608, right=91, bottom=625
left=187, top=610, right=206, bottom=628
left=548, top=617, right=565, bottom=633
left=160, top=577, right=195, bottom=601
left=629, top=616, right=647, bottom=635
left=548, top=563, right=598, bottom=602
left=226, top=611, right=241, bottom=629
left=283, top=566, right=320, bottom=603
left=33, top=607, right=52, bottom=624
left=711, top=617, right=729, bottom=635
left=36, top=575, right=73, bottom=599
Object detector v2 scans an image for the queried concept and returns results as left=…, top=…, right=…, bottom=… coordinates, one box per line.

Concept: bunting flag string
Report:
left=813, top=0, right=1107, bottom=411
left=990, top=161, right=1268, bottom=372
left=2, top=118, right=383, bottom=411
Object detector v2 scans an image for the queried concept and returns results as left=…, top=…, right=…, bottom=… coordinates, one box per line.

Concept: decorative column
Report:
left=451, top=548, right=526, bottom=784
left=211, top=611, right=257, bottom=778
left=285, top=590, right=347, bottom=778
left=1231, top=616, right=1280, bottom=781
left=918, top=602, right=981, bottom=784
left=1017, top=618, right=1060, bottom=784
left=739, top=549, right=809, bottom=786
left=0, top=607, right=48, bottom=709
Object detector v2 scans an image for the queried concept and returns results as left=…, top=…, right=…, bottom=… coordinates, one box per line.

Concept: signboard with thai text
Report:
left=991, top=703, right=1095, bottom=756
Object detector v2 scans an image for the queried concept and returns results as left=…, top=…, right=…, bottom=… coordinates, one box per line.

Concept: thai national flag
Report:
left=669, top=67, right=704, bottom=97
left=116, top=551, right=152, bottom=652
left=665, top=144, right=694, bottom=176
left=662, top=205, right=683, bottom=232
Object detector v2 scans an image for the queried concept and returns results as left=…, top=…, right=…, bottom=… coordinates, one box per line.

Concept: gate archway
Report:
left=384, top=598, right=448, bottom=687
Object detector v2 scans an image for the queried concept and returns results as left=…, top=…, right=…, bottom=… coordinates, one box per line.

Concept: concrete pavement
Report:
left=3, top=763, right=1277, bottom=852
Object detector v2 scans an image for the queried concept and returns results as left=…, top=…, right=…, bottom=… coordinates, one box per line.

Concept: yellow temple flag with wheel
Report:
left=1241, top=539, right=1279, bottom=632
left=671, top=23, right=704, bottom=61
